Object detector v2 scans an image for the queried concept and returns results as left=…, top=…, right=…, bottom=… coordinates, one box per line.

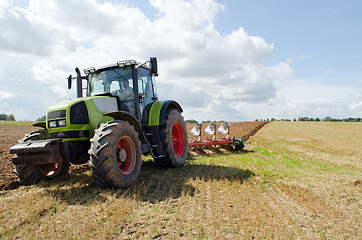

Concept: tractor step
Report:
left=153, top=155, right=165, bottom=159
left=142, top=126, right=166, bottom=162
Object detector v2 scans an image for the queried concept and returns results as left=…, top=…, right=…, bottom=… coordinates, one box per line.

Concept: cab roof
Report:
left=83, top=60, right=150, bottom=75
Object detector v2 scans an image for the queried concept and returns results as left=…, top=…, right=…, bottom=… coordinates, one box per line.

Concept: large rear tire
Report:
left=14, top=129, right=69, bottom=186
left=89, top=120, right=142, bottom=188
left=157, top=109, right=188, bottom=168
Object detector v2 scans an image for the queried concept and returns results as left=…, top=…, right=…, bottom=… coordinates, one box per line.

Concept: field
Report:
left=0, top=121, right=267, bottom=191
left=0, top=121, right=361, bottom=239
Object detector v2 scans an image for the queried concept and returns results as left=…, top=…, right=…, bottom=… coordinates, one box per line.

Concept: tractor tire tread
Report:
left=156, top=109, right=188, bottom=168
left=89, top=120, right=142, bottom=188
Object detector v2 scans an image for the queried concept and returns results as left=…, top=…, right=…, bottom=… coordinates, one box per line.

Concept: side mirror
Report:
left=67, top=75, right=72, bottom=89
left=150, top=57, right=158, bottom=76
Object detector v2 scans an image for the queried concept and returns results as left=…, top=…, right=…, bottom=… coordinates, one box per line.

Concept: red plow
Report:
left=188, top=122, right=244, bottom=151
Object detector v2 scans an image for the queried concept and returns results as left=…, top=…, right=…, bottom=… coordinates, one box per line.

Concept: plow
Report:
left=188, top=122, right=244, bottom=151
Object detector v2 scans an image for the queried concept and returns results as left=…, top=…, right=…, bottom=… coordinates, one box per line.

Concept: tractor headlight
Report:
left=48, top=119, right=66, bottom=128
left=58, top=119, right=66, bottom=127
left=49, top=121, right=57, bottom=128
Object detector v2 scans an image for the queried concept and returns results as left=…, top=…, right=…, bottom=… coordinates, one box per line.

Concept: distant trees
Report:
left=185, top=119, right=198, bottom=124
left=0, top=113, right=15, bottom=121
left=186, top=120, right=227, bottom=124
left=188, top=117, right=362, bottom=123
left=297, top=116, right=361, bottom=122
left=36, top=115, right=46, bottom=122
left=323, top=117, right=362, bottom=122
left=257, top=117, right=362, bottom=122
left=297, top=117, right=319, bottom=122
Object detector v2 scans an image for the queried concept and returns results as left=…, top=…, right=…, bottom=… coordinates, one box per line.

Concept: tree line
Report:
left=187, top=117, right=362, bottom=123
left=256, top=117, right=362, bottom=122
left=0, top=113, right=15, bottom=121
left=185, top=120, right=227, bottom=124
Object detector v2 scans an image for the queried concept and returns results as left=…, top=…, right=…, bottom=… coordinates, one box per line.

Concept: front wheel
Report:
left=157, top=109, right=188, bottom=168
left=89, top=120, right=142, bottom=188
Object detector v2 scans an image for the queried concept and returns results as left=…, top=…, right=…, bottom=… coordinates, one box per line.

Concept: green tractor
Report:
left=10, top=57, right=188, bottom=188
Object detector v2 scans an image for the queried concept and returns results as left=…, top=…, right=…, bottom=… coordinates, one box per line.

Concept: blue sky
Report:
left=137, top=0, right=362, bottom=80
left=218, top=1, right=362, bottom=84
left=1, top=0, right=361, bottom=121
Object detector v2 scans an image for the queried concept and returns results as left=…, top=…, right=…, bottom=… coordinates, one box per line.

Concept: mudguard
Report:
left=148, top=100, right=183, bottom=126
left=103, top=111, right=146, bottom=143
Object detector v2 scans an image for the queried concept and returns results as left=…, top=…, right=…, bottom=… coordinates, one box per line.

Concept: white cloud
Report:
left=0, top=0, right=75, bottom=55
left=30, top=60, right=70, bottom=98
left=242, top=83, right=362, bottom=120
left=0, top=90, right=14, bottom=99
left=297, top=55, right=310, bottom=60
left=325, top=69, right=336, bottom=74
left=348, top=94, right=362, bottom=116
left=4, top=0, right=291, bottom=120
left=1, top=0, right=359, bottom=121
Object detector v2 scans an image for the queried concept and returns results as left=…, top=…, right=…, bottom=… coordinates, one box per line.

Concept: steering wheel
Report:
left=111, top=89, right=122, bottom=96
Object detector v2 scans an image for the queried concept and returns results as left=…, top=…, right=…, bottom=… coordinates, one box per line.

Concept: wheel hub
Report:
left=117, top=136, right=136, bottom=175
left=172, top=121, right=185, bottom=157
left=118, top=149, right=127, bottom=162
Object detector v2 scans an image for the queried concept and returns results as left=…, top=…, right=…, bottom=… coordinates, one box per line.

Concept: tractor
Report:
left=10, top=57, right=188, bottom=188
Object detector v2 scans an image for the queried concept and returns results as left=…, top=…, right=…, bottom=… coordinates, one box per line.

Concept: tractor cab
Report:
left=82, top=58, right=158, bottom=124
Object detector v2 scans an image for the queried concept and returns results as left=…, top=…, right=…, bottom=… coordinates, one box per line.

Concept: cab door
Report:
left=137, top=67, right=157, bottom=124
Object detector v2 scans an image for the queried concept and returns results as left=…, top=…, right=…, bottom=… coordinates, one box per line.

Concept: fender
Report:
left=148, top=100, right=183, bottom=126
left=103, top=111, right=146, bottom=143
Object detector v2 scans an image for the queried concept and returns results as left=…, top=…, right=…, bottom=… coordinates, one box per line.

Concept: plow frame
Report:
left=188, top=122, right=244, bottom=151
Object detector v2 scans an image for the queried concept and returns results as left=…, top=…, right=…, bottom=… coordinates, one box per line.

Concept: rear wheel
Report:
left=89, top=120, right=142, bottom=188
left=157, top=109, right=188, bottom=168
left=14, top=129, right=69, bottom=185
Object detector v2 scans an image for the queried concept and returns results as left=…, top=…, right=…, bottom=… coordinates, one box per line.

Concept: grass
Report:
left=0, top=122, right=361, bottom=239
left=0, top=121, right=34, bottom=126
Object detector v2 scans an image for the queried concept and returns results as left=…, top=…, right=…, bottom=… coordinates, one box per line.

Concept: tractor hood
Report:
left=46, top=96, right=118, bottom=141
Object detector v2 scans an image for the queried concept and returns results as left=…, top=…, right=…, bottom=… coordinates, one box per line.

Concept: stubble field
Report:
left=0, top=121, right=361, bottom=239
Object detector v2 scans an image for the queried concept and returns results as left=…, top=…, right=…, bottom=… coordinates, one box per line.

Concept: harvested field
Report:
left=0, top=121, right=267, bottom=191
left=0, top=121, right=361, bottom=239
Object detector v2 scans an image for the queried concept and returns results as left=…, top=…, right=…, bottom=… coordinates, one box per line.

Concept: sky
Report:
left=0, top=0, right=361, bottom=122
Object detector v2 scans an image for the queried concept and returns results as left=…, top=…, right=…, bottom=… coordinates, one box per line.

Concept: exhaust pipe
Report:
left=75, top=67, right=83, bottom=98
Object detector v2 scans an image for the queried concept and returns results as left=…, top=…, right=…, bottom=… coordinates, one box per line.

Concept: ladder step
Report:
left=153, top=155, right=165, bottom=159
left=151, top=145, right=159, bottom=148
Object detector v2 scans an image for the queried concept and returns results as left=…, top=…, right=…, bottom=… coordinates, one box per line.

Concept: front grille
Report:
left=70, top=101, right=89, bottom=124
left=50, top=130, right=90, bottom=139
left=48, top=110, right=66, bottom=119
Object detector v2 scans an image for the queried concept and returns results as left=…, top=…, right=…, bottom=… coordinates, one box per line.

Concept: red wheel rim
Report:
left=38, top=162, right=63, bottom=177
left=117, top=136, right=136, bottom=175
left=172, top=121, right=185, bottom=157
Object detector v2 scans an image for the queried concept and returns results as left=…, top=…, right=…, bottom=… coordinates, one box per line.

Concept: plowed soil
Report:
left=186, top=121, right=268, bottom=142
left=0, top=121, right=268, bottom=190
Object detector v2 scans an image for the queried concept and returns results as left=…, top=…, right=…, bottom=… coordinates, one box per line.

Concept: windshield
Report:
left=87, top=67, right=133, bottom=96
